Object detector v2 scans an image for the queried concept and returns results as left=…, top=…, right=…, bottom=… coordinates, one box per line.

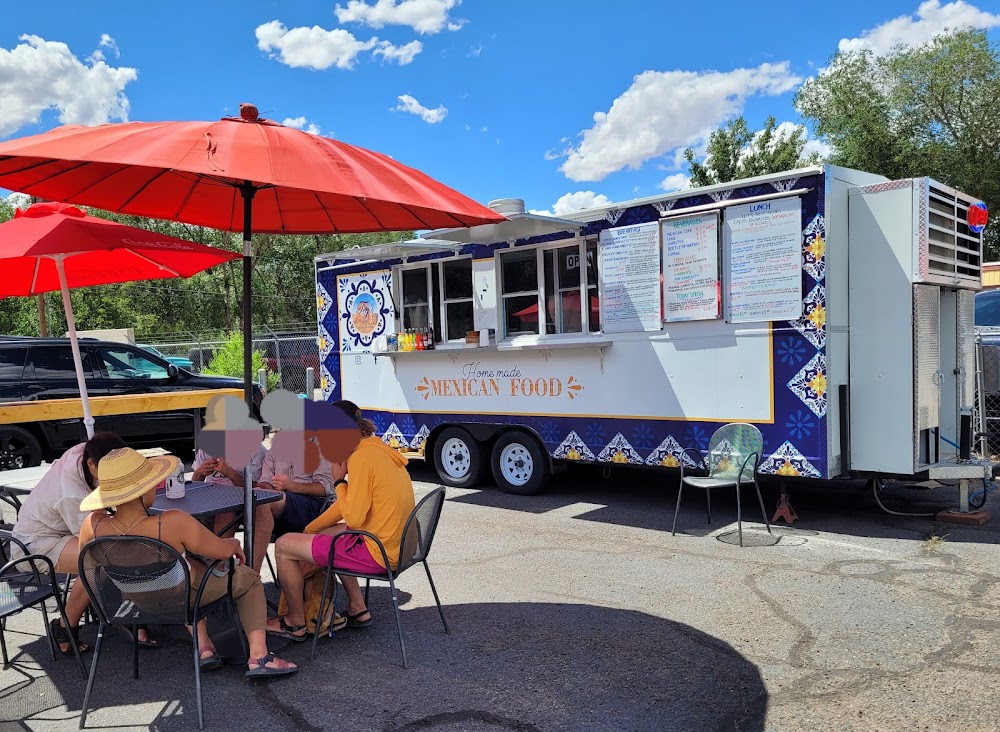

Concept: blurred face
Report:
left=86, top=458, right=100, bottom=482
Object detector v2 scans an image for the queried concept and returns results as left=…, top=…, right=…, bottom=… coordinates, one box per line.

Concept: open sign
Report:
left=566, top=251, right=594, bottom=269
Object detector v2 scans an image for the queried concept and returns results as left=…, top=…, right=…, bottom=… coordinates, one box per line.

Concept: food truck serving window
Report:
left=499, top=240, right=600, bottom=339
left=442, top=259, right=474, bottom=340
left=395, top=257, right=474, bottom=341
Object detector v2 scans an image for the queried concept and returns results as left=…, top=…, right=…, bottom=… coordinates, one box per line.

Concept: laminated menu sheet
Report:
left=725, top=197, right=803, bottom=323
left=598, top=221, right=662, bottom=333
left=661, top=212, right=721, bottom=322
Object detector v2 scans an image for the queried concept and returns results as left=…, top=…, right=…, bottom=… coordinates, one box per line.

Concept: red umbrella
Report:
left=0, top=201, right=240, bottom=437
left=514, top=291, right=600, bottom=324
left=0, top=104, right=505, bottom=405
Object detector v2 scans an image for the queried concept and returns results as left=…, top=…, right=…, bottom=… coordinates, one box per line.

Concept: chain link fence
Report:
left=976, top=334, right=1000, bottom=458
left=142, top=323, right=319, bottom=395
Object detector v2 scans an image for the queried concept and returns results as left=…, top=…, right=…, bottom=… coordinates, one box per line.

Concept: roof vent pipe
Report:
left=488, top=198, right=525, bottom=216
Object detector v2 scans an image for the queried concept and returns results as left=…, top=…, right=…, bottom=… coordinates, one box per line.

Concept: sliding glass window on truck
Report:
left=499, top=239, right=600, bottom=339
left=396, top=257, right=474, bottom=342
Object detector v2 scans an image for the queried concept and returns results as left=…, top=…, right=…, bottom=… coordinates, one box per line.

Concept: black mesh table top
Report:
left=150, top=483, right=282, bottom=521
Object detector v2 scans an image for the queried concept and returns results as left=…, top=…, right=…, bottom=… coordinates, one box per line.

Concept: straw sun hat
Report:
left=80, top=447, right=180, bottom=512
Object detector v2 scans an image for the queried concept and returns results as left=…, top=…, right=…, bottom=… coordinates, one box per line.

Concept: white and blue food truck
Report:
left=314, top=165, right=987, bottom=496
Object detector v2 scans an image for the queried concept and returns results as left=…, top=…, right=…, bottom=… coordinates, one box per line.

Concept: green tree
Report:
left=796, top=29, right=1000, bottom=257
left=684, top=115, right=822, bottom=188
left=202, top=331, right=280, bottom=391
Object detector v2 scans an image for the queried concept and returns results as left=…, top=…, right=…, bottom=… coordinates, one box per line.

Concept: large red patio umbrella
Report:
left=0, top=201, right=240, bottom=439
left=0, top=104, right=506, bottom=407
left=514, top=291, right=600, bottom=326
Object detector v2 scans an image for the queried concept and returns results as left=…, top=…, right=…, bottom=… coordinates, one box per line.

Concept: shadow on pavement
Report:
left=431, top=461, right=1000, bottom=547
left=3, top=596, right=767, bottom=732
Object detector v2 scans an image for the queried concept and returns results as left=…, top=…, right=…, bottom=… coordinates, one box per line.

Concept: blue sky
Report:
left=2, top=0, right=999, bottom=218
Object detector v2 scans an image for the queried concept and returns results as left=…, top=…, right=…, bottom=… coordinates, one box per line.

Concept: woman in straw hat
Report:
left=78, top=447, right=297, bottom=678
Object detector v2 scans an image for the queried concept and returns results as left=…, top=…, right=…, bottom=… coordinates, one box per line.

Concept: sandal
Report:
left=49, top=618, right=89, bottom=655
left=245, top=652, right=297, bottom=679
left=345, top=610, right=372, bottom=629
left=199, top=649, right=223, bottom=672
left=118, top=625, right=160, bottom=649
left=266, top=617, right=308, bottom=642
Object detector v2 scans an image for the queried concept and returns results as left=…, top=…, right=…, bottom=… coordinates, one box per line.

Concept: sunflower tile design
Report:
left=381, top=423, right=406, bottom=450
left=792, top=284, right=826, bottom=350
left=597, top=433, right=643, bottom=465
left=788, top=352, right=827, bottom=418
left=803, top=214, right=826, bottom=283
left=319, top=363, right=336, bottom=401
left=645, top=435, right=699, bottom=468
left=410, top=425, right=430, bottom=453
left=553, top=431, right=596, bottom=462
left=758, top=441, right=821, bottom=478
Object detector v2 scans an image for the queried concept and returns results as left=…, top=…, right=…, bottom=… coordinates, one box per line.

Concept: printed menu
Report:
left=598, top=221, right=662, bottom=333
left=725, top=197, right=803, bottom=323
left=661, top=212, right=721, bottom=322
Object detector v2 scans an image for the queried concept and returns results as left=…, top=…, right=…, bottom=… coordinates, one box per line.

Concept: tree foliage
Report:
left=0, top=201, right=411, bottom=338
left=202, top=331, right=280, bottom=391
left=684, top=115, right=821, bottom=188
left=796, top=29, right=1000, bottom=256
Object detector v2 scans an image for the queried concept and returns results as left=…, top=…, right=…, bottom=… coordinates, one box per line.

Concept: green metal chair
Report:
left=672, top=423, right=771, bottom=547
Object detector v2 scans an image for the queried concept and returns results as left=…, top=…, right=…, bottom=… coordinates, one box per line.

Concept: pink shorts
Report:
left=311, top=532, right=386, bottom=575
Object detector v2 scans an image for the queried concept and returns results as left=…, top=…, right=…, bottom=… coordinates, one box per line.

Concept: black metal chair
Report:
left=311, top=487, right=449, bottom=667
left=0, top=528, right=87, bottom=677
left=77, top=537, right=248, bottom=730
left=671, top=423, right=771, bottom=547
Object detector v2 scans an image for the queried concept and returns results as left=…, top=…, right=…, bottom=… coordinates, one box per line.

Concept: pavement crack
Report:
left=385, top=710, right=543, bottom=731
left=251, top=683, right=324, bottom=732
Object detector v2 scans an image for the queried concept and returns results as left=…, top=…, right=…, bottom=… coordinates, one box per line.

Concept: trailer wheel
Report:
left=491, top=431, right=550, bottom=496
left=433, top=427, right=486, bottom=488
left=0, top=426, right=43, bottom=471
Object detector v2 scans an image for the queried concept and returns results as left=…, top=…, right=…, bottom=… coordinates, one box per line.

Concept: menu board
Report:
left=598, top=221, right=662, bottom=333
left=725, top=197, right=803, bottom=323
left=661, top=212, right=721, bottom=322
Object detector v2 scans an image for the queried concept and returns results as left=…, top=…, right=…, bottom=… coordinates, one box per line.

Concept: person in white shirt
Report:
left=11, top=432, right=155, bottom=654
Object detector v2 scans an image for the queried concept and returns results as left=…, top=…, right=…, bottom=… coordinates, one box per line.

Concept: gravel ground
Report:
left=2, top=463, right=999, bottom=731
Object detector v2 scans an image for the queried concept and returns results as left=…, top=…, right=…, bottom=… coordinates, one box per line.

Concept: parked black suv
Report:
left=0, top=337, right=262, bottom=470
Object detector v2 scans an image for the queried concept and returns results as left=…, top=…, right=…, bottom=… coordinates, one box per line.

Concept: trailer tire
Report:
left=433, top=427, right=487, bottom=488
left=0, top=426, right=43, bottom=471
left=491, top=431, right=550, bottom=496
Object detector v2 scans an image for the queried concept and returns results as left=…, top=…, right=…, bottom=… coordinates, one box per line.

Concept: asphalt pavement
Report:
left=2, top=464, right=999, bottom=731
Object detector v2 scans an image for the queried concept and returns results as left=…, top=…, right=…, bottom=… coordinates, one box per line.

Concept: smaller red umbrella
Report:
left=0, top=202, right=240, bottom=437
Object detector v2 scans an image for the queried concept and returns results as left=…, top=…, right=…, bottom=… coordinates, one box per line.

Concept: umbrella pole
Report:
left=240, top=183, right=256, bottom=563
left=52, top=255, right=95, bottom=440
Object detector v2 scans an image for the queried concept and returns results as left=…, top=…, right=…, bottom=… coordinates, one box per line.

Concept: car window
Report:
left=27, top=346, right=94, bottom=379
left=100, top=347, right=169, bottom=380
left=976, top=292, right=1000, bottom=327
left=0, top=347, right=28, bottom=381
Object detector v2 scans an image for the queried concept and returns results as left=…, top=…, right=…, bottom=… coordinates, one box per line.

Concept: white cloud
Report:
left=468, top=42, right=483, bottom=57
left=558, top=62, right=801, bottom=182
left=2, top=192, right=32, bottom=209
left=0, top=34, right=137, bottom=139
left=335, top=0, right=466, bottom=35
left=256, top=20, right=422, bottom=70
left=282, top=116, right=321, bottom=135
left=98, top=34, right=120, bottom=58
left=529, top=191, right=612, bottom=217
left=839, top=1, right=1000, bottom=55
left=659, top=174, right=691, bottom=193
left=393, top=94, right=447, bottom=123
left=373, top=39, right=423, bottom=65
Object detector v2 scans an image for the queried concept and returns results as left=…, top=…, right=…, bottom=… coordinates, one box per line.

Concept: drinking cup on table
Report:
left=165, top=466, right=185, bottom=499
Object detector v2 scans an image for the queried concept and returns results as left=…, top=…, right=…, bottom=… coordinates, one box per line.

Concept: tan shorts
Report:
left=10, top=534, right=74, bottom=573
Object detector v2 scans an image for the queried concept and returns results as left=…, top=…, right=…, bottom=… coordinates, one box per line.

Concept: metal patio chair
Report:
left=0, top=528, right=87, bottom=676
left=311, top=487, right=449, bottom=667
left=77, top=536, right=248, bottom=730
left=671, top=423, right=771, bottom=547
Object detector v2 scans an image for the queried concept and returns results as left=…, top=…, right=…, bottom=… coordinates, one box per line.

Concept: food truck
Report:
left=314, top=165, right=987, bottom=495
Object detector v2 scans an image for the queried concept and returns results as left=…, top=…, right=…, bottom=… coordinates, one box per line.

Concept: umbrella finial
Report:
left=239, top=103, right=260, bottom=122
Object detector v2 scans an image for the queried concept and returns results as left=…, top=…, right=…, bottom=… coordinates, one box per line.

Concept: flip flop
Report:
left=245, top=652, right=297, bottom=679
left=266, top=617, right=308, bottom=642
left=345, top=610, right=372, bottom=629
left=199, top=649, right=223, bottom=672
left=118, top=625, right=160, bottom=649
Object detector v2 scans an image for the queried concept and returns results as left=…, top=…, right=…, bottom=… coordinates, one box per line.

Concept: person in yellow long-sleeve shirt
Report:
left=265, top=400, right=416, bottom=640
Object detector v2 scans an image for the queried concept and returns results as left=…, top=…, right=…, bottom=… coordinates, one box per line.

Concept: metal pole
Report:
left=305, top=367, right=314, bottom=399
left=976, top=335, right=988, bottom=456
left=239, top=183, right=256, bottom=564
left=258, top=368, right=267, bottom=393
left=53, top=255, right=95, bottom=439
